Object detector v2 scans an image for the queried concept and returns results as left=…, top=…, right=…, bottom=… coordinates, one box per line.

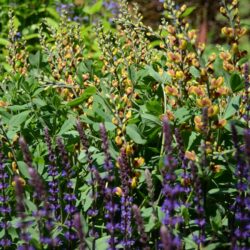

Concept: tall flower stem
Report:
left=76, top=120, right=98, bottom=249
left=100, top=123, right=117, bottom=250
left=0, top=143, right=11, bottom=248
left=56, top=137, right=77, bottom=247
left=118, top=147, right=134, bottom=249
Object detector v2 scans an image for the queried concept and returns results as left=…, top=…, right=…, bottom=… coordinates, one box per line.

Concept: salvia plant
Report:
left=0, top=0, right=249, bottom=249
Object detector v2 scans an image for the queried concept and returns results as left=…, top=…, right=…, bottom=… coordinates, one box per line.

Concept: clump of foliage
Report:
left=0, top=0, right=249, bottom=249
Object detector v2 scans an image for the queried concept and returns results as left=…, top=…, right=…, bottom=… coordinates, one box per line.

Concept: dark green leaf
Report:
left=126, top=124, right=146, bottom=144
left=9, top=110, right=31, bottom=128
left=223, top=96, right=240, bottom=119
left=67, top=87, right=96, bottom=107
left=230, top=73, right=244, bottom=93
left=180, top=6, right=197, bottom=17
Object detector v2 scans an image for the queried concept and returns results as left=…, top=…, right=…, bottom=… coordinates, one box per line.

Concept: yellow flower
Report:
left=8, top=152, right=13, bottom=159
left=219, top=51, right=232, bottom=61
left=112, top=117, right=119, bottom=126
left=216, top=87, right=230, bottom=96
left=167, top=52, right=181, bottom=63
left=115, top=187, right=123, bottom=196
left=194, top=116, right=203, bottom=131
left=126, top=87, right=133, bottom=95
left=208, top=53, right=217, bottom=62
left=115, top=136, right=123, bottom=146
left=175, top=70, right=184, bottom=80
left=167, top=25, right=175, bottom=34
left=125, top=110, right=132, bottom=120
left=196, top=98, right=212, bottom=108
left=208, top=105, right=219, bottom=117
left=212, top=165, right=221, bottom=173
left=223, top=61, right=235, bottom=72
left=164, top=86, right=178, bottom=97
left=179, top=40, right=187, bottom=50
left=12, top=162, right=19, bottom=173
left=214, top=119, right=227, bottom=129
left=0, top=101, right=7, bottom=107
left=188, top=86, right=205, bottom=97
left=221, top=27, right=234, bottom=37
left=166, top=110, right=175, bottom=121
left=185, top=151, right=196, bottom=161
left=126, top=144, right=134, bottom=156
left=131, top=177, right=137, bottom=189
left=12, top=177, right=26, bottom=187
left=211, top=77, right=224, bottom=89
left=133, top=157, right=145, bottom=168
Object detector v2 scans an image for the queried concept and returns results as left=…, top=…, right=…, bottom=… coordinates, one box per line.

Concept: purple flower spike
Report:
left=76, top=120, right=99, bottom=244
left=132, top=205, right=150, bottom=250
left=161, top=118, right=183, bottom=247
left=231, top=127, right=250, bottom=249
left=44, top=128, right=60, bottom=220
left=117, top=148, right=134, bottom=249
left=19, top=137, right=33, bottom=169
left=0, top=145, right=11, bottom=247
left=190, top=162, right=206, bottom=247
left=73, top=213, right=86, bottom=250
left=99, top=123, right=118, bottom=249
left=56, top=137, right=77, bottom=244
left=160, top=225, right=172, bottom=250
left=14, top=176, right=31, bottom=250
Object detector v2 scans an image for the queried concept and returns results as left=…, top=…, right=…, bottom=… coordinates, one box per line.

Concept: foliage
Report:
left=0, top=0, right=249, bottom=249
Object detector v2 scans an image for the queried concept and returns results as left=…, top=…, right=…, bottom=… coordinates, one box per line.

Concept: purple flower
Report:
left=76, top=120, right=99, bottom=242
left=56, top=137, right=77, bottom=243
left=73, top=213, right=86, bottom=250
left=44, top=128, right=60, bottom=219
left=132, top=205, right=150, bottom=250
left=19, top=137, right=57, bottom=246
left=14, top=176, right=31, bottom=250
left=191, top=162, right=206, bottom=246
left=242, top=63, right=250, bottom=126
left=0, top=147, right=11, bottom=247
left=231, top=127, right=250, bottom=248
left=117, top=148, right=134, bottom=249
left=161, top=117, right=183, bottom=247
left=99, top=123, right=118, bottom=249
left=103, top=1, right=119, bottom=15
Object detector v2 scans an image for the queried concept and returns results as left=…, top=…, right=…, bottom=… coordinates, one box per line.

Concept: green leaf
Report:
left=8, top=104, right=32, bottom=111
left=230, top=73, right=244, bottom=93
left=126, top=124, right=146, bottom=144
left=96, top=236, right=109, bottom=250
left=146, top=100, right=163, bottom=116
left=9, top=110, right=31, bottom=128
left=46, top=6, right=60, bottom=20
left=223, top=96, right=240, bottom=119
left=189, top=66, right=200, bottom=78
left=208, top=188, right=220, bottom=194
left=29, top=51, right=41, bottom=67
left=0, top=38, right=9, bottom=46
left=45, top=17, right=59, bottom=29
left=58, top=118, right=76, bottom=135
left=141, top=113, right=161, bottom=125
left=145, top=65, right=171, bottom=83
left=184, top=237, right=197, bottom=250
left=84, top=0, right=103, bottom=15
left=104, top=121, right=116, bottom=131
left=187, top=131, right=198, bottom=150
left=180, top=6, right=197, bottom=17
left=23, top=33, right=40, bottom=40
left=67, top=87, right=96, bottom=107
left=17, top=161, right=29, bottom=178
left=174, top=107, right=191, bottom=124
left=204, top=243, right=222, bottom=250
